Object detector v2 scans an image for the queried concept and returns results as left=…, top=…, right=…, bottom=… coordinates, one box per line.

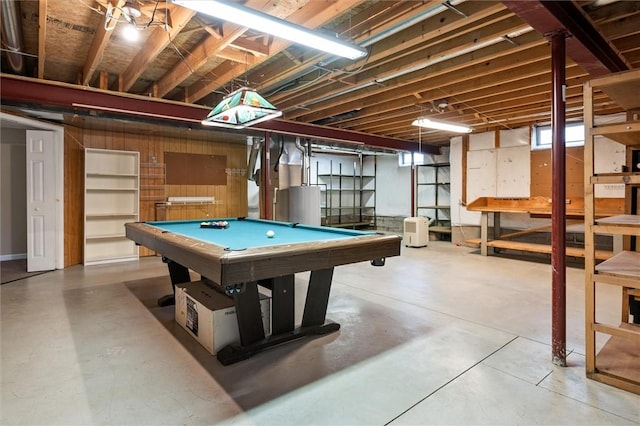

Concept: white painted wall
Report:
left=250, top=115, right=627, bottom=231
left=1, top=128, right=27, bottom=257
left=375, top=154, right=412, bottom=216
left=450, top=121, right=626, bottom=229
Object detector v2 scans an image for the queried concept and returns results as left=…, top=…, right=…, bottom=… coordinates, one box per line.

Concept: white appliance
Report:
left=274, top=186, right=321, bottom=225
left=403, top=217, right=429, bottom=247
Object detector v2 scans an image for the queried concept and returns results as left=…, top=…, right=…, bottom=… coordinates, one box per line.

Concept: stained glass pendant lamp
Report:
left=201, top=87, right=282, bottom=129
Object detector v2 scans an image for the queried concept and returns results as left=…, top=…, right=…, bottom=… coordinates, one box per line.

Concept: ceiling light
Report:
left=201, top=87, right=282, bottom=128
left=122, top=1, right=142, bottom=20
left=171, top=0, right=367, bottom=60
left=122, top=22, right=139, bottom=42
left=412, top=118, right=472, bottom=133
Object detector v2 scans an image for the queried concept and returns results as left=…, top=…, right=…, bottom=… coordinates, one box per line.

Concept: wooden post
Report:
left=551, top=31, right=567, bottom=367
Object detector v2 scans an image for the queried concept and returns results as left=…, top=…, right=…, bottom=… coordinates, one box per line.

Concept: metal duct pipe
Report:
left=1, top=0, right=25, bottom=74
left=294, top=137, right=311, bottom=185
left=247, top=136, right=263, bottom=182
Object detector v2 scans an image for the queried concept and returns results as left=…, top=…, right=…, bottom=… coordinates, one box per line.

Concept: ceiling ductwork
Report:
left=0, top=0, right=25, bottom=74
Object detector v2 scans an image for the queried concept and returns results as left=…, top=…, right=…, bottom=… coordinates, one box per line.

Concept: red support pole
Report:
left=411, top=163, right=416, bottom=216
left=551, top=31, right=567, bottom=367
left=261, top=133, right=272, bottom=220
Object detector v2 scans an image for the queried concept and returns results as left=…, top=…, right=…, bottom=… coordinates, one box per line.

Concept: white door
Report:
left=26, top=130, right=56, bottom=272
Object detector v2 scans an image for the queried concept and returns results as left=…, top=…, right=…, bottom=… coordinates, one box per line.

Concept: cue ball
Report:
left=266, top=230, right=275, bottom=238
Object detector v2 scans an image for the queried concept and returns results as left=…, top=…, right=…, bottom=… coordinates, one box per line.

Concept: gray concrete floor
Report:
left=1, top=242, right=639, bottom=425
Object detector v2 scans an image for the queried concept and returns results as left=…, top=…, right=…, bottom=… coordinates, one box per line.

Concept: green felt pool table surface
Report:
left=144, top=218, right=375, bottom=251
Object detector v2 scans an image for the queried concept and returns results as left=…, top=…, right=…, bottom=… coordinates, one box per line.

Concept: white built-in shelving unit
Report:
left=84, top=148, right=139, bottom=265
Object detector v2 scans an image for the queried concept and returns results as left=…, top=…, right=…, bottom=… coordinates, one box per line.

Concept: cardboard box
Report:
left=175, top=280, right=271, bottom=355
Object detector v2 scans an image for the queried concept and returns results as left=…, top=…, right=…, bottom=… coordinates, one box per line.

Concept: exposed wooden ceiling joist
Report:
left=1, top=0, right=638, bottom=150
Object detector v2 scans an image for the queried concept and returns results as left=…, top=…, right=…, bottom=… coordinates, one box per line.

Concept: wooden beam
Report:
left=270, top=2, right=510, bottom=109
left=185, top=0, right=365, bottom=103
left=288, top=36, right=548, bottom=123
left=118, top=4, right=195, bottom=92
left=215, top=48, right=259, bottom=66
left=151, top=0, right=276, bottom=98
left=230, top=36, right=270, bottom=57
left=37, top=0, right=47, bottom=79
left=82, top=0, right=125, bottom=86
left=153, top=24, right=249, bottom=98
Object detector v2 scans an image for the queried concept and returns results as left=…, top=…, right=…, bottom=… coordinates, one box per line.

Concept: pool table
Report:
left=125, top=218, right=401, bottom=364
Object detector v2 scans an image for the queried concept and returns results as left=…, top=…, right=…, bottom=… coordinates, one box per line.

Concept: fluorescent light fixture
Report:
left=412, top=117, right=472, bottom=133
left=171, top=0, right=367, bottom=60
left=201, top=87, right=282, bottom=128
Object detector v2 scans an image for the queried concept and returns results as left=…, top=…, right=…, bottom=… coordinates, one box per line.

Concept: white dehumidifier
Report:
left=403, top=217, right=429, bottom=247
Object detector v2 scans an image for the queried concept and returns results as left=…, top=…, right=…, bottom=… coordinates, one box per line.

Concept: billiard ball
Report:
left=266, top=230, right=275, bottom=238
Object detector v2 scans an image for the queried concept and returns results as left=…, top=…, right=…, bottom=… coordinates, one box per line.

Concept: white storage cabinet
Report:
left=84, top=148, right=139, bottom=265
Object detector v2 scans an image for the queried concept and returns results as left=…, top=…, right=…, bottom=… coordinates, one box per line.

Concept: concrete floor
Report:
left=1, top=242, right=638, bottom=425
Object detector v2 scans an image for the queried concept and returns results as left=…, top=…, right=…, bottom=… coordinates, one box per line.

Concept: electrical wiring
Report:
left=76, top=0, right=169, bottom=32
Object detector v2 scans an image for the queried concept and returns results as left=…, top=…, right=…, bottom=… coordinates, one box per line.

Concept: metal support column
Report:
left=551, top=31, right=567, bottom=367
left=261, top=133, right=272, bottom=220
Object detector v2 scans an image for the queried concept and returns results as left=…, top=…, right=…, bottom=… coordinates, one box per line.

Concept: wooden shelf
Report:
left=86, top=212, right=138, bottom=218
left=86, top=187, right=138, bottom=192
left=584, top=68, right=640, bottom=395
left=591, top=173, right=640, bottom=185
left=595, top=251, right=640, bottom=281
left=429, top=226, right=452, bottom=234
left=463, top=239, right=613, bottom=260
left=86, top=172, right=137, bottom=177
left=593, top=69, right=640, bottom=110
left=594, top=215, right=640, bottom=237
left=85, top=233, right=127, bottom=240
left=591, top=323, right=640, bottom=395
left=591, top=121, right=640, bottom=145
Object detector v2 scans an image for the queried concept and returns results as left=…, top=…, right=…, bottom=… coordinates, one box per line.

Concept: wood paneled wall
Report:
left=530, top=146, right=584, bottom=199
left=63, top=122, right=248, bottom=266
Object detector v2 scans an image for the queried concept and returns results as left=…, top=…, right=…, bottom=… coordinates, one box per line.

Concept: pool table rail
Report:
left=125, top=221, right=401, bottom=285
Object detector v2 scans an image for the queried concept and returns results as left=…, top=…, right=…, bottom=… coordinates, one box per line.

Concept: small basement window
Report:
left=398, top=152, right=426, bottom=166
left=532, top=122, right=584, bottom=149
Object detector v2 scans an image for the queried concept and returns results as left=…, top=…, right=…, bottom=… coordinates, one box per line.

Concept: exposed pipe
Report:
left=247, top=136, right=263, bottom=182
left=263, top=0, right=465, bottom=98
left=294, top=137, right=312, bottom=185
left=294, top=137, right=306, bottom=185
left=293, top=26, right=533, bottom=109
left=1, top=0, right=25, bottom=74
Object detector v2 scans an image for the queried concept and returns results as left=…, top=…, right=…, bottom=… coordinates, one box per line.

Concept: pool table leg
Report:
left=232, top=281, right=267, bottom=346
left=216, top=268, right=340, bottom=366
left=158, top=257, right=192, bottom=307
left=269, top=275, right=295, bottom=335
left=302, top=268, right=334, bottom=327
